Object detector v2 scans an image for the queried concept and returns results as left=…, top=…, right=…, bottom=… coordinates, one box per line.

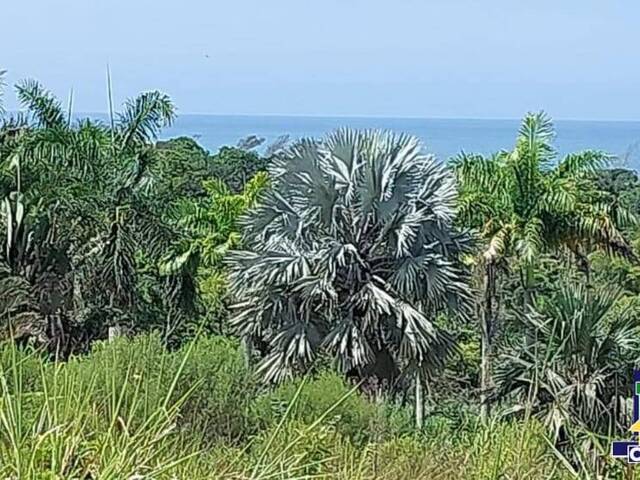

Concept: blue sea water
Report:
left=161, top=115, right=640, bottom=169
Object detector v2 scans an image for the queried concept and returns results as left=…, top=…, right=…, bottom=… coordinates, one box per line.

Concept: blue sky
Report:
left=3, top=0, right=639, bottom=120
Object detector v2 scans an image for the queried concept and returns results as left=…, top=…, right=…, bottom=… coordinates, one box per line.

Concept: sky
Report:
left=2, top=0, right=640, bottom=120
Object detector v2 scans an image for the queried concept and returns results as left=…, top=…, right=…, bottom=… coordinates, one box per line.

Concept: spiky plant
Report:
left=227, top=129, right=471, bottom=385
left=495, top=284, right=640, bottom=447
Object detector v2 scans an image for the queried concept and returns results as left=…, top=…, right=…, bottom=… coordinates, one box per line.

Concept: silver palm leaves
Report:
left=228, top=129, right=471, bottom=382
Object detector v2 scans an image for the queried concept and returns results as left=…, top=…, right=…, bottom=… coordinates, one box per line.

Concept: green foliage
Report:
left=75, top=334, right=258, bottom=443
left=0, top=335, right=578, bottom=479
left=596, top=168, right=640, bottom=217
left=368, top=419, right=573, bottom=480
left=164, top=171, right=269, bottom=274
left=251, top=370, right=413, bottom=444
left=0, top=334, right=258, bottom=476
left=0, top=79, right=184, bottom=353
left=209, top=145, right=268, bottom=192
left=229, top=129, right=471, bottom=383
left=159, top=171, right=269, bottom=339
left=452, top=112, right=637, bottom=421
left=0, top=78, right=275, bottom=351
left=590, top=248, right=640, bottom=294
left=0, top=335, right=195, bottom=478
left=153, top=136, right=211, bottom=199
left=2, top=73, right=640, bottom=477
left=175, top=335, right=259, bottom=443
left=496, top=284, right=640, bottom=444
left=453, top=112, right=634, bottom=270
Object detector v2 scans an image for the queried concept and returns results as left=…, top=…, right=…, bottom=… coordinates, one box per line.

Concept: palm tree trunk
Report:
left=241, top=337, right=251, bottom=369
left=415, top=372, right=424, bottom=429
left=480, top=260, right=496, bottom=420
left=521, top=265, right=535, bottom=347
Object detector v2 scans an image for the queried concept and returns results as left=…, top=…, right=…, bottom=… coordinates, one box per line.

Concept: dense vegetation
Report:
left=2, top=73, right=640, bottom=478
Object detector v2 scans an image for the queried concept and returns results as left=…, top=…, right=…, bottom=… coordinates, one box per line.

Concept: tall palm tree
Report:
left=453, top=112, right=635, bottom=418
left=227, top=129, right=472, bottom=418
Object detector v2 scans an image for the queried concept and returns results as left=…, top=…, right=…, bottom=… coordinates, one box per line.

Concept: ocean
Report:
left=161, top=115, right=640, bottom=169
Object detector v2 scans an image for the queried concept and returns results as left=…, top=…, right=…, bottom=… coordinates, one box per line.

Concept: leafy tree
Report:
left=160, top=172, right=268, bottom=339
left=227, top=129, right=471, bottom=401
left=209, top=146, right=268, bottom=192
left=154, top=137, right=211, bottom=199
left=453, top=112, right=635, bottom=418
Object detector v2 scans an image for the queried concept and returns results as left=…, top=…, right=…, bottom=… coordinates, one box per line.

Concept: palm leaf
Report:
left=15, top=79, right=66, bottom=129
left=117, top=91, right=175, bottom=152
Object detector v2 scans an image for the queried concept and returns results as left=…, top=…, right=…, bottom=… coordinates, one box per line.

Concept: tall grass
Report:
left=0, top=336, right=197, bottom=478
left=0, top=334, right=587, bottom=479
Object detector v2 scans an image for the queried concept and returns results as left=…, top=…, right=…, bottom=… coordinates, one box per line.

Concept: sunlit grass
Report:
left=0, top=335, right=602, bottom=479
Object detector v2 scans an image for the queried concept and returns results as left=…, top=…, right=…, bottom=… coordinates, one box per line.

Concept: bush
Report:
left=175, top=335, right=258, bottom=443
left=0, top=335, right=193, bottom=478
left=66, top=334, right=258, bottom=443
left=209, top=146, right=268, bottom=192
left=250, top=370, right=413, bottom=445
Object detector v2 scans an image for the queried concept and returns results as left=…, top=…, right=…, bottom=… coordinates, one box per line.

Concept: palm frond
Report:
left=15, top=79, right=66, bottom=129
left=516, top=111, right=556, bottom=166
left=117, top=91, right=175, bottom=152
left=556, top=150, right=611, bottom=178
left=496, top=284, right=638, bottom=436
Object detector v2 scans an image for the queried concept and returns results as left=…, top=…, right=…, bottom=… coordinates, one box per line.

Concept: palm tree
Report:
left=453, top=112, right=635, bottom=419
left=495, top=284, right=639, bottom=462
left=227, top=129, right=472, bottom=427
left=0, top=79, right=180, bottom=352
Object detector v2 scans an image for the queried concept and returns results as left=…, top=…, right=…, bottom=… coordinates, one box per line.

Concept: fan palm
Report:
left=495, top=284, right=639, bottom=445
left=453, top=112, right=635, bottom=418
left=227, top=129, right=471, bottom=390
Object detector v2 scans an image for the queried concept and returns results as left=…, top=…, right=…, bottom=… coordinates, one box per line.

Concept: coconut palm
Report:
left=495, top=284, right=639, bottom=446
left=227, top=129, right=472, bottom=397
left=453, top=112, right=635, bottom=418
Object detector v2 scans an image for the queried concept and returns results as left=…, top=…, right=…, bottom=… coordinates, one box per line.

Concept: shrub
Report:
left=0, top=334, right=581, bottom=479
left=250, top=370, right=413, bottom=445
left=174, top=335, right=259, bottom=443
left=68, top=334, right=259, bottom=443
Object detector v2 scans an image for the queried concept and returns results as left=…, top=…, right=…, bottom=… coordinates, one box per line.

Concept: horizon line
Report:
left=66, top=111, right=640, bottom=124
